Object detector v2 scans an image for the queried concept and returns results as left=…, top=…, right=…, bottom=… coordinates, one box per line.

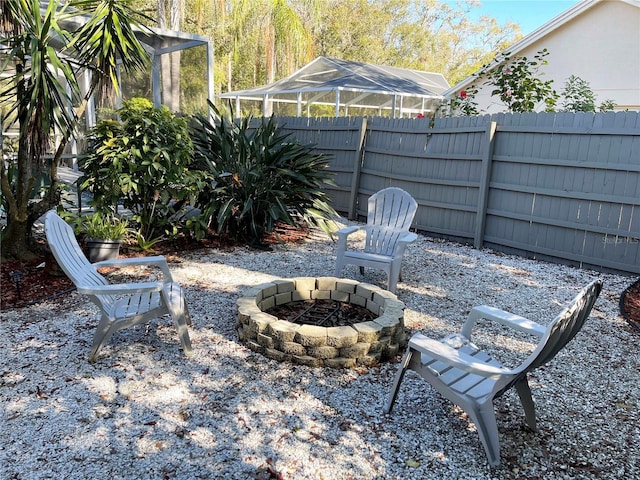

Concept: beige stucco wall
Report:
left=463, top=1, right=640, bottom=113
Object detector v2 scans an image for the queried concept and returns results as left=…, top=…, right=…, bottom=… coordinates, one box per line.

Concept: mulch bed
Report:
left=620, top=278, right=640, bottom=332
left=1, top=222, right=310, bottom=311
left=1, top=257, right=76, bottom=310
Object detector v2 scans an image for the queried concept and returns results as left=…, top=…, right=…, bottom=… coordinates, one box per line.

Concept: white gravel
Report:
left=1, top=220, right=638, bottom=480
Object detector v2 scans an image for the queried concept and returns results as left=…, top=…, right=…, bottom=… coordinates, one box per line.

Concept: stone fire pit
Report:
left=236, top=277, right=406, bottom=368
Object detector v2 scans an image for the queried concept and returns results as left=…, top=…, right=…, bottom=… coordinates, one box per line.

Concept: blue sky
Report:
left=454, top=0, right=581, bottom=34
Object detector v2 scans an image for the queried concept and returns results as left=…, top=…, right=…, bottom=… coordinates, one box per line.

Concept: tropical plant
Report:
left=0, top=0, right=150, bottom=260
left=79, top=98, right=201, bottom=241
left=81, top=212, right=129, bottom=240
left=482, top=49, right=559, bottom=113
left=189, top=102, right=337, bottom=245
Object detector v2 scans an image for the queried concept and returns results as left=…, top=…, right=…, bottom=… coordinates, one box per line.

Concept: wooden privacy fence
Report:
left=273, top=112, right=639, bottom=275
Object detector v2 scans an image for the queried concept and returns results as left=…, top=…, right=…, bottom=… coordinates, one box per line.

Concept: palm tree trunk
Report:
left=156, top=0, right=182, bottom=111
left=169, top=0, right=182, bottom=111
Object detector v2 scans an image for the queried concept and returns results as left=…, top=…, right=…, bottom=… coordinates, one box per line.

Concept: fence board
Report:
left=276, top=111, right=639, bottom=275
left=273, top=116, right=365, bottom=213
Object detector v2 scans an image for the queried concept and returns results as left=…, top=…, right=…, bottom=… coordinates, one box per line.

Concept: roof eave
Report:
left=444, top=0, right=613, bottom=96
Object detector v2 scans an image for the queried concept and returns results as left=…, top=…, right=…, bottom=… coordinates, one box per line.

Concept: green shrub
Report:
left=189, top=103, right=337, bottom=245
left=81, top=212, right=129, bottom=240
left=560, top=75, right=616, bottom=112
left=79, top=98, right=203, bottom=240
left=483, top=49, right=559, bottom=113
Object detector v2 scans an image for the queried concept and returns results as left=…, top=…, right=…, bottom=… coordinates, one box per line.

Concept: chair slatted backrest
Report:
left=522, top=280, right=602, bottom=374
left=365, top=188, right=417, bottom=256
left=45, top=212, right=110, bottom=293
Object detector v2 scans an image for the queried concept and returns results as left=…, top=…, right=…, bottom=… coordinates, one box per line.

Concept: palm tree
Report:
left=262, top=0, right=314, bottom=84
left=0, top=0, right=150, bottom=260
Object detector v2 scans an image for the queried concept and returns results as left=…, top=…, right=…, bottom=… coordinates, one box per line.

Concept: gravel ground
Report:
left=1, top=220, right=638, bottom=480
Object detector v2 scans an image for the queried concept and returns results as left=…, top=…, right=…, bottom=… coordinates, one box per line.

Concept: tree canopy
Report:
left=129, top=0, right=521, bottom=114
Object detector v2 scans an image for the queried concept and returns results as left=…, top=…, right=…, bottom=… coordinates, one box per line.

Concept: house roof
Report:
left=444, top=0, right=640, bottom=97
left=217, top=56, right=450, bottom=117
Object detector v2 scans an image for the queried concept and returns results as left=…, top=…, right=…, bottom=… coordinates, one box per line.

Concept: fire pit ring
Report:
left=236, top=277, right=406, bottom=368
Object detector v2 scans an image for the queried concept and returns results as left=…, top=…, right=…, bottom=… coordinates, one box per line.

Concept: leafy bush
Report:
left=79, top=98, right=202, bottom=240
left=560, top=75, right=616, bottom=112
left=484, top=49, right=559, bottom=113
left=189, top=104, right=337, bottom=245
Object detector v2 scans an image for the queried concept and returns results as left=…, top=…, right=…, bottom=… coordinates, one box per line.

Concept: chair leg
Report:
left=174, top=313, right=192, bottom=354
left=384, top=348, right=415, bottom=413
left=470, top=401, right=502, bottom=468
left=163, top=284, right=192, bottom=355
left=335, top=258, right=344, bottom=277
left=388, top=263, right=401, bottom=293
left=515, top=378, right=537, bottom=430
left=184, top=299, right=193, bottom=326
left=89, top=315, right=116, bottom=362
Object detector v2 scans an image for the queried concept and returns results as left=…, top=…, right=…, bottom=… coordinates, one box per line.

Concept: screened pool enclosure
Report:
left=217, top=57, right=449, bottom=118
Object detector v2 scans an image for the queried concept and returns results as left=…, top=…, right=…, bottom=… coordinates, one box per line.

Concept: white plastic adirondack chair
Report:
left=335, top=187, right=418, bottom=293
left=384, top=280, right=602, bottom=467
left=44, top=211, right=192, bottom=361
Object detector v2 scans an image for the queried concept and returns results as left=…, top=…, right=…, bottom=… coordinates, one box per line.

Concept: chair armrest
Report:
left=393, top=232, right=418, bottom=258
left=336, top=225, right=363, bottom=240
left=336, top=226, right=365, bottom=254
left=461, top=305, right=547, bottom=339
left=93, top=256, right=173, bottom=281
left=77, top=281, right=165, bottom=295
left=409, top=333, right=512, bottom=378
left=399, top=232, right=418, bottom=244
left=397, top=232, right=418, bottom=248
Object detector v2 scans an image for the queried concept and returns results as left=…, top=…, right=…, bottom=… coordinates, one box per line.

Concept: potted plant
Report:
left=82, top=212, right=129, bottom=262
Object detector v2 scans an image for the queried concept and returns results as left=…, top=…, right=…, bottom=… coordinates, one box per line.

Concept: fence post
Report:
left=474, top=120, right=497, bottom=249
left=348, top=117, right=368, bottom=219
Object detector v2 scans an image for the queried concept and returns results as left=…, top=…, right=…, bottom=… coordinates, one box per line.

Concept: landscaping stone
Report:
left=295, top=324, right=328, bottom=347
left=236, top=276, right=406, bottom=368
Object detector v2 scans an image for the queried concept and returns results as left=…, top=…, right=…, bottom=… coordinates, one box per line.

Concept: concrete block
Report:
left=350, top=294, right=368, bottom=307
left=292, top=355, right=323, bottom=367
left=257, top=333, right=275, bottom=349
left=325, top=357, right=356, bottom=369
left=259, top=296, right=275, bottom=311
left=316, top=277, right=338, bottom=290
left=339, top=342, right=371, bottom=358
left=294, top=277, right=317, bottom=291
left=274, top=280, right=295, bottom=293
left=281, top=342, right=307, bottom=356
left=330, top=290, right=350, bottom=303
left=275, top=292, right=293, bottom=306
left=292, top=290, right=312, bottom=301
left=311, top=289, right=332, bottom=300
left=268, top=320, right=300, bottom=343
left=336, top=278, right=359, bottom=293
left=353, top=321, right=383, bottom=343
left=326, top=326, right=358, bottom=347
left=295, top=324, right=327, bottom=347
left=306, top=345, right=339, bottom=359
